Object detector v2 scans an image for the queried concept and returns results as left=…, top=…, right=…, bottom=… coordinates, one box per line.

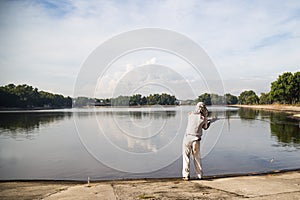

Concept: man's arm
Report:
left=203, top=117, right=219, bottom=130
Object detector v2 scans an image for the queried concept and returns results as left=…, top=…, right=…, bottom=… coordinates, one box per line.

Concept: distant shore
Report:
left=0, top=107, right=71, bottom=111
left=229, top=104, right=300, bottom=118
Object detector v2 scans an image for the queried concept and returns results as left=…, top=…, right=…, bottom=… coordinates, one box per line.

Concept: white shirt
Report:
left=185, top=112, right=207, bottom=141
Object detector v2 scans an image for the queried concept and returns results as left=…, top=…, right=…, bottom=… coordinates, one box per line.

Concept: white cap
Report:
left=196, top=102, right=205, bottom=108
left=194, top=102, right=205, bottom=114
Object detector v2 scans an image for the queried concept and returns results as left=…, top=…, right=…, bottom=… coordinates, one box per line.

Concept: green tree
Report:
left=159, top=93, right=176, bottom=105
left=111, top=96, right=130, bottom=106
left=238, top=90, right=259, bottom=105
left=0, top=84, right=72, bottom=108
left=198, top=93, right=212, bottom=105
left=259, top=92, right=271, bottom=104
left=224, top=93, right=238, bottom=105
left=141, top=96, right=147, bottom=105
left=210, top=93, right=225, bottom=105
left=0, top=89, right=19, bottom=107
left=129, top=94, right=142, bottom=106
left=147, top=94, right=160, bottom=105
left=159, top=93, right=169, bottom=105
left=290, top=71, right=300, bottom=104
left=145, top=93, right=176, bottom=105
left=269, top=72, right=300, bottom=104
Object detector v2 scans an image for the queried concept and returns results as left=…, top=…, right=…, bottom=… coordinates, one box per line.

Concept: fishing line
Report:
left=207, top=116, right=300, bottom=126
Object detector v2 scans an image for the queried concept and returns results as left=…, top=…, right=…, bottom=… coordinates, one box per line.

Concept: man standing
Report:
left=182, top=102, right=209, bottom=181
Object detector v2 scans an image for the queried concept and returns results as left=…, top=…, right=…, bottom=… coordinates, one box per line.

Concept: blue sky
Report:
left=0, top=0, right=299, bottom=98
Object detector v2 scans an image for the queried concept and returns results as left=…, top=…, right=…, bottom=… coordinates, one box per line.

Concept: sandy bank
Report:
left=1, top=170, right=300, bottom=200
left=230, top=104, right=300, bottom=118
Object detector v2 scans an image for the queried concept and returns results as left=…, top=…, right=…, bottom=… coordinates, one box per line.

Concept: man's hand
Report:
left=203, top=117, right=220, bottom=130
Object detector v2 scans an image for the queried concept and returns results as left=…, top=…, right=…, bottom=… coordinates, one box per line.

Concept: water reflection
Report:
left=73, top=110, right=176, bottom=118
left=0, top=107, right=300, bottom=180
left=1, top=108, right=299, bottom=150
left=0, top=112, right=72, bottom=139
left=269, top=112, right=300, bottom=148
left=74, top=108, right=184, bottom=173
left=236, top=108, right=300, bottom=149
left=92, top=110, right=180, bottom=153
left=238, top=108, right=259, bottom=120
left=129, top=111, right=176, bottom=119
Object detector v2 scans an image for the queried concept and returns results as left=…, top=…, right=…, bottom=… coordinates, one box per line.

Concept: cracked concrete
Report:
left=1, top=171, right=300, bottom=199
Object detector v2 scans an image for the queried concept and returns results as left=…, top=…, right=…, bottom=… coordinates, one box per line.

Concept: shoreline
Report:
left=1, top=167, right=300, bottom=183
left=1, top=169, right=299, bottom=199
left=229, top=104, right=300, bottom=118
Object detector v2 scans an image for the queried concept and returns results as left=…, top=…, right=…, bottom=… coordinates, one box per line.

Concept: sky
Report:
left=0, top=0, right=299, bottom=99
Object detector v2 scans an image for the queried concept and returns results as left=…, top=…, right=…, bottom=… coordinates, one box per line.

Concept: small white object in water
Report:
left=270, top=158, right=274, bottom=163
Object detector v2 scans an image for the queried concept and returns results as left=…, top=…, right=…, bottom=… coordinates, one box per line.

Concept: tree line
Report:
left=238, top=71, right=299, bottom=105
left=73, top=93, right=178, bottom=107
left=197, top=93, right=238, bottom=105
left=1, top=71, right=298, bottom=108
left=0, top=84, right=72, bottom=109
left=0, top=84, right=178, bottom=108
left=195, top=71, right=299, bottom=105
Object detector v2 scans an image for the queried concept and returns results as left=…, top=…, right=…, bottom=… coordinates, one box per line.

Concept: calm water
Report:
left=0, top=106, right=299, bottom=180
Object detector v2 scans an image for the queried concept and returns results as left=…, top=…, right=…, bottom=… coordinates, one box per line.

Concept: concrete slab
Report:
left=1, top=171, right=300, bottom=199
left=199, top=172, right=300, bottom=198
left=0, top=182, right=78, bottom=200
left=250, top=191, right=300, bottom=200
left=111, top=180, right=239, bottom=200
left=43, top=184, right=116, bottom=200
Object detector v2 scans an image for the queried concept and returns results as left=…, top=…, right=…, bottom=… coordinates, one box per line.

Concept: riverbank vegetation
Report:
left=73, top=93, right=177, bottom=107
left=238, top=71, right=299, bottom=105
left=1, top=72, right=298, bottom=109
left=196, top=93, right=238, bottom=105
left=0, top=84, right=72, bottom=109
left=0, top=84, right=178, bottom=108
left=196, top=71, right=299, bottom=106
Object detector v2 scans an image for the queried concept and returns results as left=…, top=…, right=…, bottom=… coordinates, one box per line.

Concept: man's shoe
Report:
left=197, top=174, right=202, bottom=180
left=182, top=177, right=189, bottom=181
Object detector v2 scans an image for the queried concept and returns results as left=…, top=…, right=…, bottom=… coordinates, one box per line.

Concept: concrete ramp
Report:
left=44, top=184, right=116, bottom=200
left=198, top=172, right=300, bottom=199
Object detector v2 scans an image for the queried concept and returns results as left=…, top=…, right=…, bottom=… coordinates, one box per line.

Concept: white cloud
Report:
left=142, top=57, right=157, bottom=65
left=0, top=0, right=299, bottom=97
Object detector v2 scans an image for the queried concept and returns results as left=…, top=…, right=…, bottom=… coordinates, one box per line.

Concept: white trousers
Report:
left=182, top=136, right=203, bottom=179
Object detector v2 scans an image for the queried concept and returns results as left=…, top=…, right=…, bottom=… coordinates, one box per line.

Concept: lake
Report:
left=0, top=106, right=300, bottom=181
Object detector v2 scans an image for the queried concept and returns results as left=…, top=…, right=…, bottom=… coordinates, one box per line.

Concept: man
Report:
left=182, top=102, right=210, bottom=181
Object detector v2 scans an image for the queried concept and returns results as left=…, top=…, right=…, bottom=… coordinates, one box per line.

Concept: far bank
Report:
left=229, top=104, right=300, bottom=118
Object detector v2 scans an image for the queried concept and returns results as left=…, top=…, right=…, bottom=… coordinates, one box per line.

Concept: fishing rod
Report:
left=207, top=116, right=300, bottom=126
